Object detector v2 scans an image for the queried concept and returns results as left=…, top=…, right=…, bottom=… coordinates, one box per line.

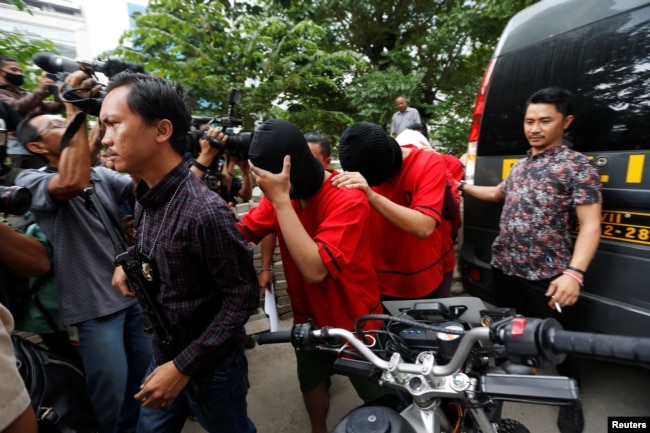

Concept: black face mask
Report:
left=3, top=72, right=24, bottom=87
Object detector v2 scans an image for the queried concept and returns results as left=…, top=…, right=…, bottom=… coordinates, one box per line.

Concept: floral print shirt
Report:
left=491, top=144, right=602, bottom=280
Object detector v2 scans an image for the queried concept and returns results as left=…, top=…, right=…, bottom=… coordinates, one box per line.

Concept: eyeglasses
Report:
left=36, top=119, right=67, bottom=137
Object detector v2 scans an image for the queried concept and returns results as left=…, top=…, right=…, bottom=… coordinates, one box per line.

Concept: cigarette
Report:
left=555, top=302, right=562, bottom=313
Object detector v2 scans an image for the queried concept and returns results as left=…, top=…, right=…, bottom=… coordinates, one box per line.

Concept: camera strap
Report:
left=59, top=111, right=87, bottom=152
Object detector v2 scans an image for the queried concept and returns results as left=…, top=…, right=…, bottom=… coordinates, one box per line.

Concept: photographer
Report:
left=190, top=126, right=253, bottom=208
left=0, top=55, right=64, bottom=168
left=14, top=70, right=152, bottom=433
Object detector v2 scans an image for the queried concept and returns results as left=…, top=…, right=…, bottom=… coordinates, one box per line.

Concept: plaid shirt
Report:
left=491, top=144, right=602, bottom=280
left=134, top=162, right=259, bottom=377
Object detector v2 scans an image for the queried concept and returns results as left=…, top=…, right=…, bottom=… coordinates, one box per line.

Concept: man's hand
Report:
left=37, top=73, right=56, bottom=92
left=112, top=265, right=135, bottom=298
left=235, top=157, right=250, bottom=172
left=258, top=269, right=272, bottom=293
left=61, top=71, right=102, bottom=113
left=545, top=273, right=581, bottom=310
left=134, top=361, right=190, bottom=409
left=249, top=155, right=292, bottom=206
left=330, top=171, right=371, bottom=195
left=198, top=126, right=225, bottom=163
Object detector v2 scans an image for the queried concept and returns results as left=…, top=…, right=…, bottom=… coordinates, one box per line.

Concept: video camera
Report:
left=0, top=185, right=32, bottom=215
left=188, top=89, right=252, bottom=161
left=32, top=52, right=145, bottom=116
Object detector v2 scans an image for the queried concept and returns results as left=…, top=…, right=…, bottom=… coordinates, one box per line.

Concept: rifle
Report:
left=84, top=186, right=213, bottom=421
left=83, top=186, right=176, bottom=359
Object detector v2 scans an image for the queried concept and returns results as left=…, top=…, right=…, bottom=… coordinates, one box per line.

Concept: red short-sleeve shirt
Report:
left=370, top=149, right=448, bottom=298
left=239, top=171, right=382, bottom=330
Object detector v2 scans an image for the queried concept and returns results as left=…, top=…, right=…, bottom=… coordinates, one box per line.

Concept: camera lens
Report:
left=0, top=186, right=32, bottom=215
left=226, top=132, right=252, bottom=159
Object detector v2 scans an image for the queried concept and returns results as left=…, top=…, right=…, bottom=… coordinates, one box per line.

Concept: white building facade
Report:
left=0, top=0, right=147, bottom=60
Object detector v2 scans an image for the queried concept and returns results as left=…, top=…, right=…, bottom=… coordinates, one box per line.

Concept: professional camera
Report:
left=0, top=185, right=32, bottom=215
left=188, top=89, right=252, bottom=161
left=32, top=52, right=145, bottom=116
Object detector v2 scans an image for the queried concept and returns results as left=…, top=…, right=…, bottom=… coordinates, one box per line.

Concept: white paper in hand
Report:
left=264, top=283, right=279, bottom=332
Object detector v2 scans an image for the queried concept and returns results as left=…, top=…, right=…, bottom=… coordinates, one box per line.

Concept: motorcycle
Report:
left=257, top=297, right=650, bottom=433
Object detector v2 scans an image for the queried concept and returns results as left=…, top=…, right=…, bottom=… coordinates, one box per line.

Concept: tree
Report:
left=272, top=0, right=539, bottom=154
left=109, top=0, right=362, bottom=142
left=109, top=0, right=538, bottom=154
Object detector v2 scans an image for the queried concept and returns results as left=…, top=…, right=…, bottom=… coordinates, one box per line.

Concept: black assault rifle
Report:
left=84, top=187, right=213, bottom=421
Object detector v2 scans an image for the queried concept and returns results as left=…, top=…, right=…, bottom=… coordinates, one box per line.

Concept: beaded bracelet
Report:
left=562, top=270, right=584, bottom=286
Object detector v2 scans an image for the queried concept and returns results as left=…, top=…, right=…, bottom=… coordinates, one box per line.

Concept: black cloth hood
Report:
left=339, top=122, right=402, bottom=186
left=248, top=119, right=324, bottom=199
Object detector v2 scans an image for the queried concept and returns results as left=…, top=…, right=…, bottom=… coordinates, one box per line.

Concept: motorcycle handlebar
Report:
left=257, top=317, right=650, bottom=375
left=257, top=330, right=292, bottom=345
left=549, top=328, right=650, bottom=365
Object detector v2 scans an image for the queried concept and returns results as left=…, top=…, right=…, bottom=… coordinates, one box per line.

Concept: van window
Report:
left=479, top=5, right=650, bottom=157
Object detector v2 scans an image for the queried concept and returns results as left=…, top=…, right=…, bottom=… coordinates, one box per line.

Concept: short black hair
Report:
left=16, top=112, right=47, bottom=147
left=105, top=72, right=192, bottom=156
left=0, top=55, right=18, bottom=68
left=526, top=87, right=574, bottom=117
left=303, top=131, right=331, bottom=158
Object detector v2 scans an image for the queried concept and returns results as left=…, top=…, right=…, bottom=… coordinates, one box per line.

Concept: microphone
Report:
left=32, top=52, right=82, bottom=74
left=33, top=52, right=144, bottom=79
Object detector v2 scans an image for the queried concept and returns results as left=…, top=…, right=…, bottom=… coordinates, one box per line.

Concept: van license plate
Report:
left=572, top=210, right=650, bottom=246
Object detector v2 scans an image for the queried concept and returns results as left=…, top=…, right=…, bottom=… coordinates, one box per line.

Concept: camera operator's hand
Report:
left=235, top=157, right=250, bottom=173
left=37, top=73, right=56, bottom=93
left=61, top=71, right=102, bottom=113
left=196, top=126, right=224, bottom=164
left=230, top=156, right=253, bottom=201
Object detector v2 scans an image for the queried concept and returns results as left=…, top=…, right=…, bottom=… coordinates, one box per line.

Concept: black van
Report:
left=460, top=0, right=650, bottom=337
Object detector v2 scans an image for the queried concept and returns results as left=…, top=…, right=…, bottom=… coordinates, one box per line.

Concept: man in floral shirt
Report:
left=459, top=87, right=602, bottom=433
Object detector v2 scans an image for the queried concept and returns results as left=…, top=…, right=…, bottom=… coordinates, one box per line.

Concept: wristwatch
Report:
left=458, top=180, right=466, bottom=192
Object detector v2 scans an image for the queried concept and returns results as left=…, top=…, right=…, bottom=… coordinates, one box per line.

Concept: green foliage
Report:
left=110, top=0, right=236, bottom=114
left=107, top=0, right=539, bottom=154
left=6, top=0, right=28, bottom=11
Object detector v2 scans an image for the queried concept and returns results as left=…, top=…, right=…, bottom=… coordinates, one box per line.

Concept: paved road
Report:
left=182, top=308, right=650, bottom=433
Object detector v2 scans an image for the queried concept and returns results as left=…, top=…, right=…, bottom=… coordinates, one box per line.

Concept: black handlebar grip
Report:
left=256, top=331, right=292, bottom=345
left=550, top=329, right=650, bottom=364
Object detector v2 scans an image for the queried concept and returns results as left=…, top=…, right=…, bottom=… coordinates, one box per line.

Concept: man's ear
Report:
left=563, top=114, right=575, bottom=130
left=155, top=119, right=173, bottom=143
left=26, top=141, right=47, bottom=156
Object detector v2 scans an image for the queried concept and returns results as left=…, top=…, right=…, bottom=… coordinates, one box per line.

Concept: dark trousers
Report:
left=491, top=268, right=582, bottom=386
